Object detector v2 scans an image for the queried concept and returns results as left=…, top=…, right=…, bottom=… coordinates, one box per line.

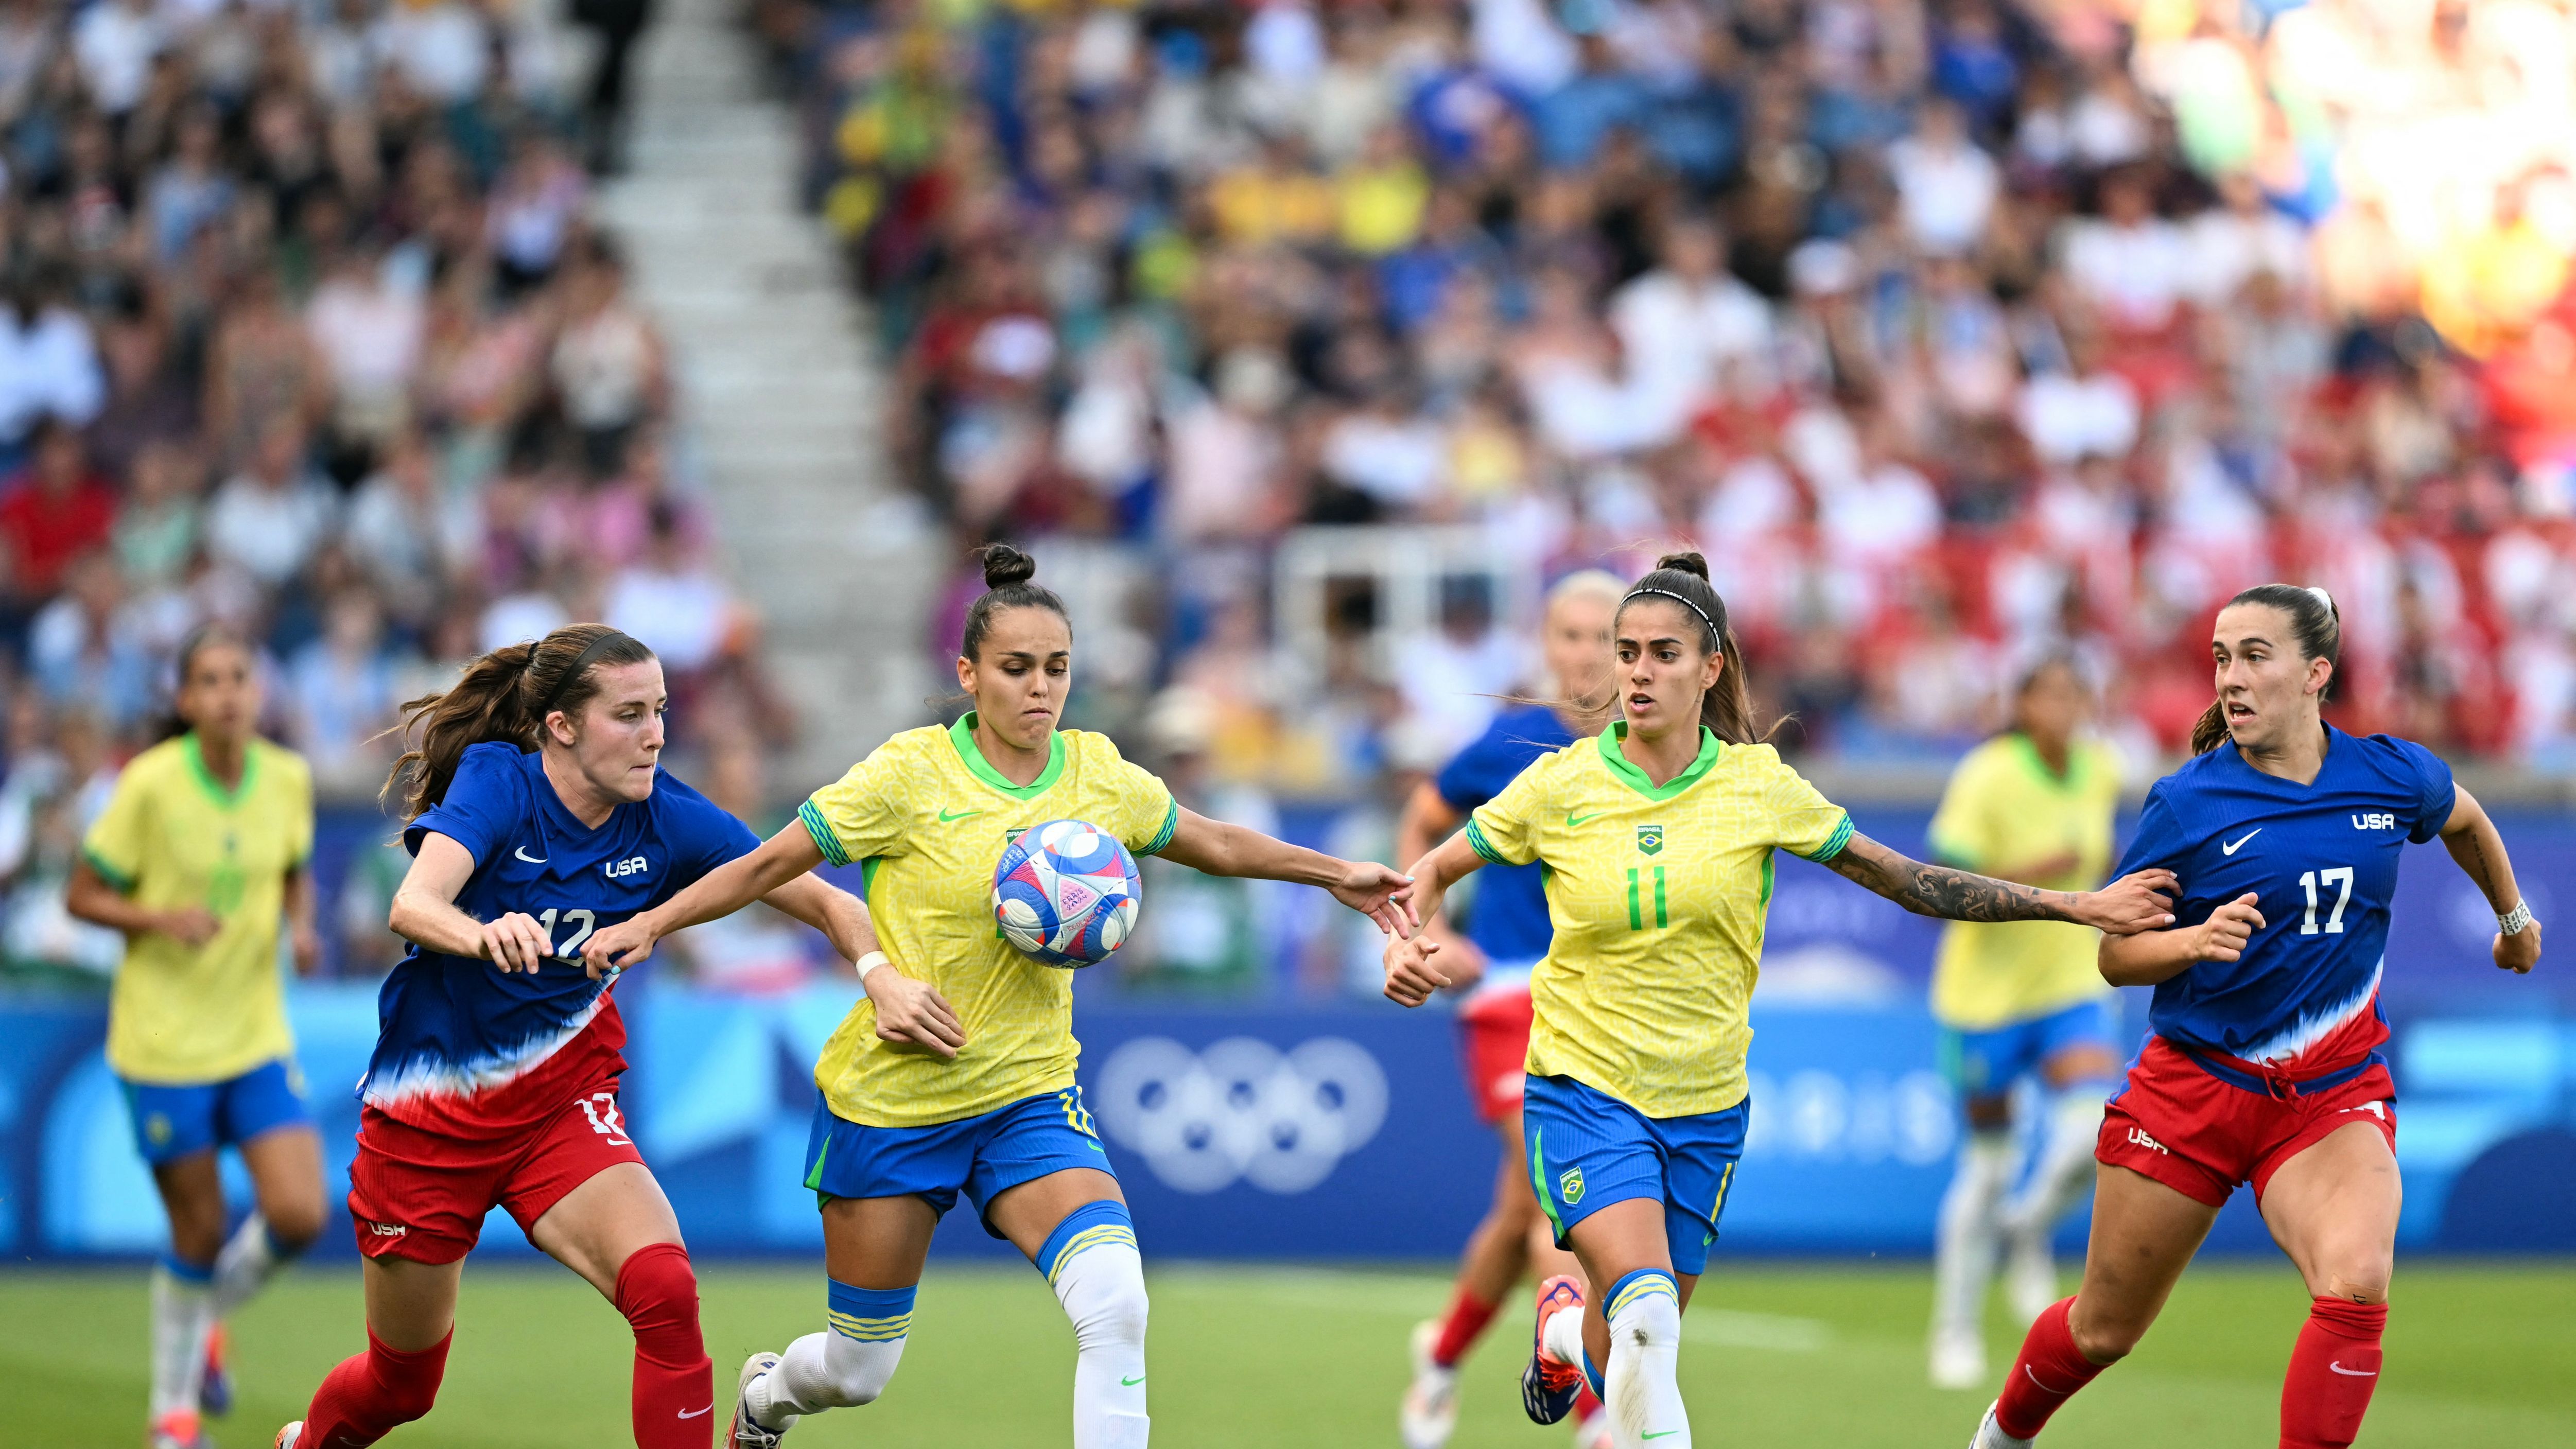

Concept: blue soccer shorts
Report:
left=1940, top=996, right=2119, bottom=1101
left=1523, top=1074, right=1748, bottom=1277
left=802, top=1086, right=1115, bottom=1237
left=120, top=1057, right=312, bottom=1166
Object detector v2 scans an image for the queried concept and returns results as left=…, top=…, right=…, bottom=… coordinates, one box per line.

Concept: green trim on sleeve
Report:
left=1464, top=818, right=1506, bottom=865
left=798, top=799, right=851, bottom=868
left=1139, top=798, right=1180, bottom=856
left=1796, top=812, right=1855, bottom=864
left=81, top=847, right=136, bottom=894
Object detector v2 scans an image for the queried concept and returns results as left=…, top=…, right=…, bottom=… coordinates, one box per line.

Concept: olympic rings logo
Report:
left=1091, top=1036, right=1389, bottom=1195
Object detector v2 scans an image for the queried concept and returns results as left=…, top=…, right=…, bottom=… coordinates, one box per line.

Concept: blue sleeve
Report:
left=653, top=772, right=764, bottom=892
left=2385, top=737, right=2457, bottom=844
left=2111, top=780, right=2190, bottom=880
left=403, top=744, right=523, bottom=864
left=1436, top=713, right=1546, bottom=813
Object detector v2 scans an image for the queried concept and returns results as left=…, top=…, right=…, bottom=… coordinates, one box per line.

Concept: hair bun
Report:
left=980, top=543, right=1038, bottom=588
left=1655, top=550, right=1711, bottom=581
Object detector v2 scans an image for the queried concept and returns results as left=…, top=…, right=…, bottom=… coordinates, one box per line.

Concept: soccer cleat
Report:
left=148, top=1408, right=210, bottom=1449
left=201, top=1321, right=233, bottom=1417
left=274, top=1423, right=303, bottom=1449
left=1520, top=1275, right=1587, bottom=1426
left=1399, top=1318, right=1459, bottom=1449
left=727, top=1349, right=792, bottom=1448
left=1929, top=1323, right=1988, bottom=1389
left=1970, top=1402, right=2035, bottom=1449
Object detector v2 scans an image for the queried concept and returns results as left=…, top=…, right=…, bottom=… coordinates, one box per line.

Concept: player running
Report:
left=272, top=624, right=873, bottom=1449
left=1926, top=656, right=2126, bottom=1388
left=1382, top=553, right=2177, bottom=1449
left=581, top=544, right=1417, bottom=1449
left=68, top=626, right=326, bottom=1449
left=1396, top=570, right=1621, bottom=1449
left=1969, top=584, right=2544, bottom=1449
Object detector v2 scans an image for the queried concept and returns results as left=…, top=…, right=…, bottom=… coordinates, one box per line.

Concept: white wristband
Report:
left=856, top=951, right=891, bottom=976
left=2498, top=902, right=2534, bottom=937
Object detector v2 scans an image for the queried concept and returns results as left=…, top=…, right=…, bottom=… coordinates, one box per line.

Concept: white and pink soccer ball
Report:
left=990, top=819, right=1143, bottom=968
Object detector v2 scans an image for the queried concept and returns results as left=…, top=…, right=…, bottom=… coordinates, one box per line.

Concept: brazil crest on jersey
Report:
left=798, top=714, right=1179, bottom=1129
left=1467, top=723, right=1853, bottom=1118
left=369, top=742, right=760, bottom=1130
left=2111, top=726, right=2454, bottom=1075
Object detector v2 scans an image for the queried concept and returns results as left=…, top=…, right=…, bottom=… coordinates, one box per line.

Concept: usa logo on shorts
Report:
left=1559, top=1165, right=1586, bottom=1204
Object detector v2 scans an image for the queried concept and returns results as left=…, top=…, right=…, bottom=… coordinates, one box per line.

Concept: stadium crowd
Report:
left=768, top=0, right=2576, bottom=807
left=0, top=0, right=790, bottom=982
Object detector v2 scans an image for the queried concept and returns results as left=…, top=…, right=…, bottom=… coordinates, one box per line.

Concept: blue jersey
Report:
left=2111, top=726, right=2453, bottom=1075
left=1437, top=705, right=1579, bottom=968
left=362, top=742, right=760, bottom=1130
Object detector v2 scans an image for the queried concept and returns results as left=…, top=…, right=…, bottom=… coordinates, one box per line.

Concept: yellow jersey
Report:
left=1467, top=724, right=1852, bottom=1118
left=1926, top=734, right=2121, bottom=1031
left=798, top=714, right=1179, bottom=1128
left=82, top=735, right=312, bottom=1084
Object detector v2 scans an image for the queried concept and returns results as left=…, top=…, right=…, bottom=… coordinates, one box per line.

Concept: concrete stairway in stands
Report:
left=595, top=0, right=941, bottom=798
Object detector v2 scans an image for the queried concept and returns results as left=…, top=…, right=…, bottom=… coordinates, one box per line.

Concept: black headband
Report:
left=535, top=631, right=640, bottom=721
left=1623, top=585, right=1721, bottom=640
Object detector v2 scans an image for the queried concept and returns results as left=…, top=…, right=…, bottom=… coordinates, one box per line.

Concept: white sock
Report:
left=1052, top=1241, right=1151, bottom=1449
left=149, top=1259, right=216, bottom=1421
left=1541, top=1298, right=1588, bottom=1368
left=1933, top=1132, right=2017, bottom=1339
left=1603, top=1272, right=1687, bottom=1449
left=747, top=1326, right=906, bottom=1426
left=211, top=1214, right=285, bottom=1319
left=2003, top=1091, right=2108, bottom=1237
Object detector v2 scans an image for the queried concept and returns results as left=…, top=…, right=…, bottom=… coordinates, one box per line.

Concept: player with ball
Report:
left=584, top=544, right=1415, bottom=1449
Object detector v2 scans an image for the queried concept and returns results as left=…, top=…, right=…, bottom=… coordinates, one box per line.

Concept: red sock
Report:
left=1995, top=1298, right=2110, bottom=1440
left=2280, top=1298, right=2386, bottom=1448
left=1574, top=1383, right=1605, bottom=1422
left=1431, top=1286, right=1502, bottom=1368
left=614, top=1242, right=713, bottom=1449
left=300, top=1328, right=449, bottom=1448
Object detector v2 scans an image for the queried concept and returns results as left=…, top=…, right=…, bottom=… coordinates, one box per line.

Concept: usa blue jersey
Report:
left=2111, top=726, right=2454, bottom=1075
left=362, top=742, right=760, bottom=1128
left=1437, top=705, right=1578, bottom=970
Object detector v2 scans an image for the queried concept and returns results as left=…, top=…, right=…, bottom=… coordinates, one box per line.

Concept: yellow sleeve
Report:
left=1089, top=735, right=1181, bottom=856
left=1925, top=748, right=1996, bottom=869
left=80, top=759, right=153, bottom=892
left=1464, top=755, right=1551, bottom=866
left=1759, top=752, right=1853, bottom=862
left=798, top=750, right=910, bottom=869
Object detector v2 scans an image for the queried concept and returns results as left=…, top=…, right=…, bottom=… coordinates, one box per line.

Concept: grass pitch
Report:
left=1, top=1260, right=2568, bottom=1446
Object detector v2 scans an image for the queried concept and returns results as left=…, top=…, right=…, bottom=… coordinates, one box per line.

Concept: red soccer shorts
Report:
left=346, top=1081, right=645, bottom=1263
left=2096, top=1035, right=2397, bottom=1208
left=1457, top=988, right=1535, bottom=1126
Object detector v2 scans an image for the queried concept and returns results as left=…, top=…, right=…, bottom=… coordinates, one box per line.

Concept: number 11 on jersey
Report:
left=1627, top=866, right=1667, bottom=931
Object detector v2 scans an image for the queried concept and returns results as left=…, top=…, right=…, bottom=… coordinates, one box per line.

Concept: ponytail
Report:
left=382, top=623, right=655, bottom=819
left=1619, top=551, right=1773, bottom=746
left=2190, top=583, right=2341, bottom=754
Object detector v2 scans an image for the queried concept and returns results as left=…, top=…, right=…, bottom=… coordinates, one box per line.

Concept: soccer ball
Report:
left=991, top=819, right=1143, bottom=968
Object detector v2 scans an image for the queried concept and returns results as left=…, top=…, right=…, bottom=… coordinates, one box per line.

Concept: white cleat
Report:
left=2003, top=1227, right=2060, bottom=1325
left=273, top=1423, right=303, bottom=1449
left=1971, top=1402, right=2035, bottom=1449
left=1930, top=1324, right=1988, bottom=1389
left=1399, top=1319, right=1460, bottom=1449
left=727, top=1350, right=793, bottom=1448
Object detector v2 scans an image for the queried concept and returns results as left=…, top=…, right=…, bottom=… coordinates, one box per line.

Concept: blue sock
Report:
left=1581, top=1349, right=1606, bottom=1398
left=1033, top=1200, right=1136, bottom=1285
left=826, top=1280, right=916, bottom=1342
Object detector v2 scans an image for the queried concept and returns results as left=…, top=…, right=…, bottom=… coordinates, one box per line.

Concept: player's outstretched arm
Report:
left=2098, top=893, right=2264, bottom=987
left=1382, top=830, right=1487, bottom=1007
left=1823, top=832, right=2177, bottom=933
left=2438, top=785, right=2543, bottom=975
left=1156, top=806, right=1418, bottom=939
left=1390, top=780, right=1487, bottom=986
left=391, top=832, right=555, bottom=973
left=580, top=822, right=826, bottom=974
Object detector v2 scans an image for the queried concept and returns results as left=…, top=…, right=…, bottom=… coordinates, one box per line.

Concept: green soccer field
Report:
left=3, top=1260, right=2569, bottom=1447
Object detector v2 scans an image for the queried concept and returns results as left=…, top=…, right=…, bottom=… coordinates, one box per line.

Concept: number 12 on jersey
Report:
left=1627, top=866, right=1667, bottom=930
left=2298, top=867, right=2353, bottom=936
left=537, top=906, right=598, bottom=957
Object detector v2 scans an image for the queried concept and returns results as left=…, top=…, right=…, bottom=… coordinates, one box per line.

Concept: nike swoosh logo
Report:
left=938, top=808, right=982, bottom=823
left=2328, top=1363, right=2377, bottom=1377
left=514, top=847, right=547, bottom=864
left=2221, top=829, right=2261, bottom=856
left=1644, top=1433, right=1680, bottom=1441
left=677, top=1405, right=712, bottom=1418
left=1566, top=812, right=1600, bottom=827
left=1121, top=1375, right=1145, bottom=1386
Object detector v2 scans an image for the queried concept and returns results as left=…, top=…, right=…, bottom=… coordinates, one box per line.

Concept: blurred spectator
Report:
left=1, top=419, right=118, bottom=616
left=205, top=417, right=336, bottom=588
left=287, top=589, right=408, bottom=799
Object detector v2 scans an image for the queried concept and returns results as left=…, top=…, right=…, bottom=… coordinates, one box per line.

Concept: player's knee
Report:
left=1604, top=1270, right=1682, bottom=1351
left=267, top=1203, right=326, bottom=1255
left=368, top=1335, right=448, bottom=1423
left=2067, top=1309, right=2140, bottom=1365
left=612, top=1242, right=703, bottom=1347
left=2319, top=1262, right=2391, bottom=1306
left=1065, top=1249, right=1149, bottom=1350
left=820, top=1330, right=903, bottom=1406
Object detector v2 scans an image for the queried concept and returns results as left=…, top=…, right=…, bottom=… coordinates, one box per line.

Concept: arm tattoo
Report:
left=1823, top=834, right=2080, bottom=924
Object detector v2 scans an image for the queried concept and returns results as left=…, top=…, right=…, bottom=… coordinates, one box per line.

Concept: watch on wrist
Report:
left=2498, top=901, right=2534, bottom=937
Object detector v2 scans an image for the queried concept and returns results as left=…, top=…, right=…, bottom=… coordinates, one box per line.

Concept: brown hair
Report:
left=155, top=621, right=253, bottom=743
left=383, top=623, right=656, bottom=819
left=2189, top=583, right=2341, bottom=754
left=960, top=543, right=1070, bottom=660
left=1616, top=551, right=1771, bottom=746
